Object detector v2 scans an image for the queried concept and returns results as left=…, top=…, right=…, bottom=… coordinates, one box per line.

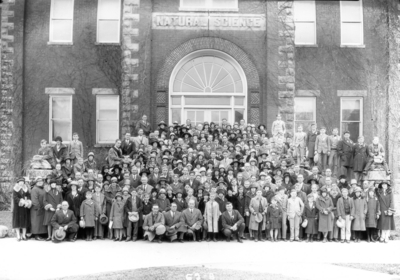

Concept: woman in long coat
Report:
left=110, top=192, right=125, bottom=241
left=245, top=185, right=257, bottom=238
left=80, top=192, right=97, bottom=241
left=30, top=177, right=47, bottom=239
left=365, top=188, right=380, bottom=242
left=352, top=137, right=368, bottom=182
left=43, top=180, right=62, bottom=241
left=302, top=194, right=319, bottom=241
left=249, top=190, right=268, bottom=241
left=12, top=178, right=31, bottom=241
left=316, top=187, right=333, bottom=242
left=351, top=187, right=367, bottom=242
left=93, top=184, right=106, bottom=240
left=204, top=192, right=221, bottom=241
left=375, top=181, right=396, bottom=243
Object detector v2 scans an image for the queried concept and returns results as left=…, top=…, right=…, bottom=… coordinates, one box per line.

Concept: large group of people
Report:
left=12, top=114, right=396, bottom=244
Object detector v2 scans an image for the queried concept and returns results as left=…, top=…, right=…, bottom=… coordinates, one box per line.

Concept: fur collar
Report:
left=13, top=184, right=28, bottom=193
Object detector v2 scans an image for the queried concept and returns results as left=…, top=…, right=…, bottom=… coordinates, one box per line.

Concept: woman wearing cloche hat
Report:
left=12, top=177, right=31, bottom=241
left=376, top=181, right=396, bottom=242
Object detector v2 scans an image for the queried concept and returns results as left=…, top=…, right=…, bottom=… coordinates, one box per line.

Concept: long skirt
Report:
left=43, top=210, right=56, bottom=226
left=12, top=206, right=30, bottom=229
left=305, top=217, right=318, bottom=235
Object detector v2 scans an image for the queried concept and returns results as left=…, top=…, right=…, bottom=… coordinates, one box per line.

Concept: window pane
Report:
left=51, top=20, right=72, bottom=42
left=234, top=109, right=244, bottom=123
left=295, top=121, right=314, bottom=132
left=99, top=110, right=118, bottom=120
left=212, top=0, right=237, bottom=9
left=235, top=96, right=245, bottom=106
left=53, top=0, right=73, bottom=19
left=181, top=0, right=206, bottom=8
left=341, top=1, right=362, bottom=22
left=342, top=22, right=362, bottom=45
left=172, top=109, right=182, bottom=124
left=98, top=121, right=118, bottom=142
left=295, top=22, right=315, bottom=45
left=221, top=111, right=229, bottom=122
left=53, top=120, right=71, bottom=141
left=171, top=96, right=181, bottom=105
left=211, top=111, right=219, bottom=124
left=99, top=0, right=120, bottom=20
left=98, top=96, right=118, bottom=120
left=185, top=96, right=231, bottom=105
left=52, top=97, right=71, bottom=119
left=294, top=98, right=315, bottom=121
left=196, top=111, right=204, bottom=123
left=186, top=111, right=195, bottom=123
left=342, top=99, right=361, bottom=121
left=342, top=122, right=360, bottom=143
left=294, top=1, right=315, bottom=21
left=98, top=20, right=120, bottom=43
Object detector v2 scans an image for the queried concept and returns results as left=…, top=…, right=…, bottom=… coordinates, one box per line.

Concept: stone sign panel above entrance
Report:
left=152, top=13, right=266, bottom=31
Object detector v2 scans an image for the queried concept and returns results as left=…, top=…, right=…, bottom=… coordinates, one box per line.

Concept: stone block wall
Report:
left=277, top=1, right=295, bottom=132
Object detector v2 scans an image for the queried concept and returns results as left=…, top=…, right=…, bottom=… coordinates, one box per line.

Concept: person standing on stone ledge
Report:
left=135, top=115, right=151, bottom=136
left=52, top=136, right=67, bottom=166
left=364, top=136, right=391, bottom=176
left=68, top=132, right=84, bottom=165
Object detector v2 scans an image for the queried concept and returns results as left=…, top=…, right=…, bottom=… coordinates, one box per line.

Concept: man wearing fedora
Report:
left=221, top=202, right=245, bottom=243
left=182, top=199, right=203, bottom=242
left=163, top=202, right=186, bottom=243
left=125, top=189, right=143, bottom=242
left=142, top=204, right=166, bottom=243
left=51, top=201, right=79, bottom=242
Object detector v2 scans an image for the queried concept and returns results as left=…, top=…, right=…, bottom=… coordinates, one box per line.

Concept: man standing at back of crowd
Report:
left=328, top=128, right=340, bottom=177
left=135, top=115, right=151, bottom=136
left=337, top=131, right=354, bottom=180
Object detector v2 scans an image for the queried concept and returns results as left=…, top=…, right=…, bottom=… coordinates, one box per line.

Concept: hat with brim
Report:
left=17, top=177, right=25, bottom=184
left=155, top=225, right=166, bottom=235
left=255, top=213, right=263, bottom=223
left=99, top=214, right=108, bottom=225
left=159, top=176, right=168, bottom=182
left=115, top=192, right=123, bottom=199
left=354, top=186, right=362, bottom=193
left=250, top=183, right=258, bottom=190
left=139, top=169, right=150, bottom=177
left=336, top=219, right=345, bottom=229
left=128, top=212, right=139, bottom=222
left=378, top=181, right=391, bottom=188
left=301, top=219, right=308, bottom=228
left=162, top=149, right=171, bottom=155
left=54, top=228, right=66, bottom=241
left=79, top=220, right=86, bottom=228
left=158, top=120, right=166, bottom=127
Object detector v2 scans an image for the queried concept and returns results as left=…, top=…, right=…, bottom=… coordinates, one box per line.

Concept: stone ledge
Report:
left=296, top=90, right=321, bottom=97
left=337, top=90, right=367, bottom=97
left=45, top=88, right=75, bottom=95
left=340, top=45, right=366, bottom=49
left=92, top=88, right=118, bottom=95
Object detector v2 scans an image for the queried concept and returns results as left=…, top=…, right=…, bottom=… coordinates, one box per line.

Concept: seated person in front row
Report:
left=50, top=201, right=79, bottom=242
left=221, top=201, right=245, bottom=243
left=142, top=204, right=165, bottom=243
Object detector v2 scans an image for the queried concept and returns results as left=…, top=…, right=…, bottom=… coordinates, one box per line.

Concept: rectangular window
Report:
left=294, top=1, right=316, bottom=45
left=97, top=0, right=121, bottom=43
left=341, top=97, right=363, bottom=142
left=340, top=0, right=363, bottom=46
left=49, top=0, right=74, bottom=43
left=97, top=95, right=119, bottom=143
left=294, top=97, right=316, bottom=131
left=50, top=95, right=72, bottom=142
left=180, top=0, right=238, bottom=11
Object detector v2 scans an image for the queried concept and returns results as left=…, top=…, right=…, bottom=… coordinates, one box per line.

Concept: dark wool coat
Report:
left=12, top=188, right=31, bottom=229
left=80, top=199, right=97, bottom=227
left=302, top=201, right=319, bottom=234
left=66, top=192, right=82, bottom=218
left=351, top=197, right=367, bottom=231
left=376, top=190, right=396, bottom=230
left=306, top=131, right=319, bottom=158
left=43, top=189, right=63, bottom=226
left=365, top=198, right=380, bottom=228
left=316, top=195, right=334, bottom=233
left=337, top=139, right=354, bottom=168
left=352, top=144, right=368, bottom=172
left=30, top=186, right=47, bottom=234
left=266, top=205, right=282, bottom=229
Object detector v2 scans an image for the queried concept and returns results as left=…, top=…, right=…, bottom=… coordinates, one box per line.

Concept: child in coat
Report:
left=365, top=188, right=380, bottom=242
left=266, top=196, right=282, bottom=242
left=302, top=194, right=319, bottom=242
left=110, top=192, right=125, bottom=241
left=80, top=191, right=97, bottom=241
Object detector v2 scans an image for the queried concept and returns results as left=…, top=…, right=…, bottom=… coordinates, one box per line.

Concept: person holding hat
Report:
left=287, top=188, right=304, bottom=242
left=249, top=189, right=268, bottom=242
left=80, top=191, right=97, bottom=241
left=302, top=194, right=318, bottom=242
left=110, top=192, right=125, bottom=241
left=52, top=136, right=68, bottom=165
left=316, top=187, right=334, bottom=243
left=337, top=131, right=354, bottom=180
left=43, top=179, right=63, bottom=241
left=337, top=188, right=354, bottom=243
left=163, top=202, right=186, bottom=243
left=93, top=183, right=106, bottom=240
left=124, top=188, right=143, bottom=242
left=375, top=181, right=396, bottom=243
left=143, top=204, right=166, bottom=243
left=50, top=201, right=79, bottom=242
left=204, top=192, right=221, bottom=242
left=12, top=177, right=31, bottom=241
left=182, top=199, right=204, bottom=242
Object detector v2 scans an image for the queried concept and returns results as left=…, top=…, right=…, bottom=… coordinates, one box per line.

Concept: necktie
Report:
left=172, top=212, right=174, bottom=219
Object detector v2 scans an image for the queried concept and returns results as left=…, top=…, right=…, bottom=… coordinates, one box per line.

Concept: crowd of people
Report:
left=12, top=114, right=396, bottom=244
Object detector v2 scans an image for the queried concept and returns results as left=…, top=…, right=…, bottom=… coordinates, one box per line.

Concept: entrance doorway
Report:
left=169, top=50, right=247, bottom=126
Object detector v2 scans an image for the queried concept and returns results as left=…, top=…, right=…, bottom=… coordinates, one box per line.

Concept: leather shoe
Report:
left=241, top=236, right=247, bottom=240
left=237, top=239, right=243, bottom=243
left=226, top=238, right=230, bottom=242
left=179, top=239, right=184, bottom=243
left=158, top=239, right=162, bottom=243
left=126, top=238, right=131, bottom=242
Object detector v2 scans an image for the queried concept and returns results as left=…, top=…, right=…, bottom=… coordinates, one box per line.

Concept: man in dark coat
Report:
left=183, top=171, right=201, bottom=192
left=182, top=199, right=203, bottom=241
left=135, top=115, right=151, bottom=136
left=306, top=123, right=319, bottom=167
left=124, top=189, right=143, bottom=241
left=337, top=131, right=354, bottom=180
left=163, top=202, right=186, bottom=242
left=30, top=177, right=47, bottom=240
left=51, top=201, right=79, bottom=241
left=52, top=136, right=67, bottom=165
left=221, top=202, right=245, bottom=243
left=121, top=132, right=136, bottom=158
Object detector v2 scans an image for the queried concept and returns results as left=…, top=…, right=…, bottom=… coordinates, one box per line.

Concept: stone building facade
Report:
left=0, top=0, right=399, bottom=206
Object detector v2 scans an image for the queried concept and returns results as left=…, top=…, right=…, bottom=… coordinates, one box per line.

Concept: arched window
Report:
left=169, top=50, right=247, bottom=126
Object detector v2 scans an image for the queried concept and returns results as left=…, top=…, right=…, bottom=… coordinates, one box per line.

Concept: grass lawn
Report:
left=334, top=263, right=400, bottom=276
left=54, top=266, right=301, bottom=280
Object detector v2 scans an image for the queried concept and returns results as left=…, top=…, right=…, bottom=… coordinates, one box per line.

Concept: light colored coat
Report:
left=80, top=199, right=97, bottom=227
left=315, top=134, right=330, bottom=154
left=204, top=200, right=221, bottom=232
left=293, top=132, right=307, bottom=148
left=352, top=197, right=367, bottom=231
left=249, top=196, right=268, bottom=230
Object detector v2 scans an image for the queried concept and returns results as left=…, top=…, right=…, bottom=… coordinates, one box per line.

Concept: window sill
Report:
left=47, top=42, right=73, bottom=46
left=95, top=42, right=121, bottom=46
left=295, top=44, right=318, bottom=48
left=340, top=45, right=365, bottom=49
left=94, top=144, right=114, bottom=148
left=178, top=8, right=239, bottom=12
